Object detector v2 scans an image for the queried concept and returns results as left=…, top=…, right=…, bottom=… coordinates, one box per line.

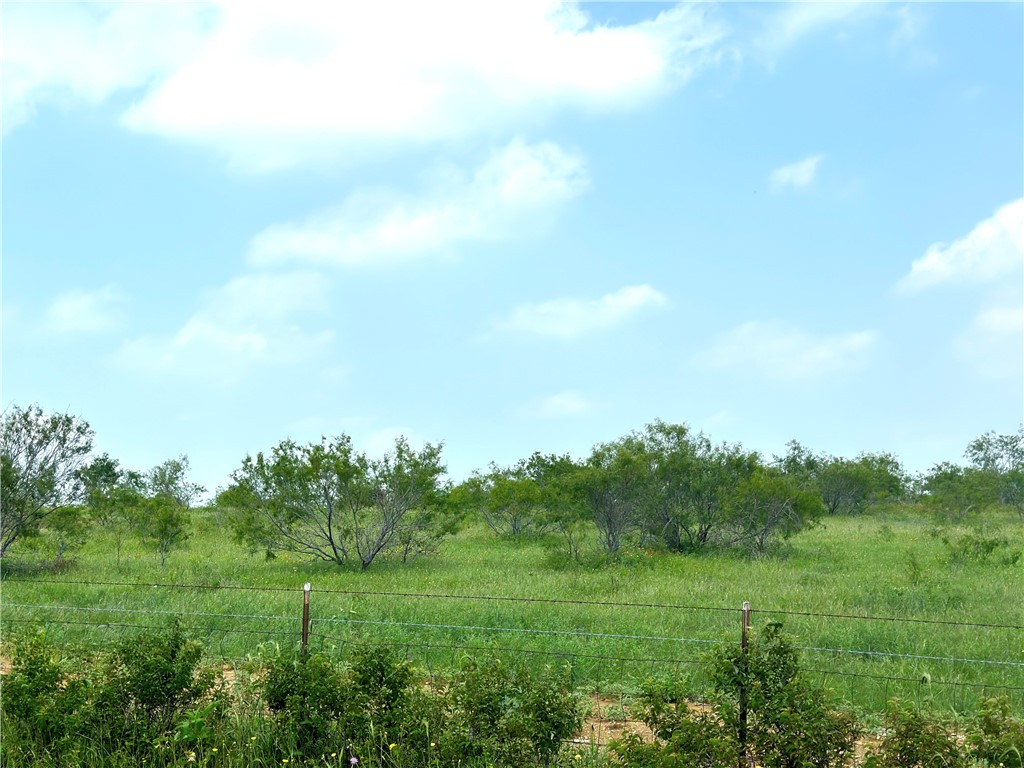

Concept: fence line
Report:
left=5, top=600, right=1019, bottom=669
left=5, top=614, right=1022, bottom=694
left=9, top=577, right=1022, bottom=630
left=4, top=580, right=1022, bottom=713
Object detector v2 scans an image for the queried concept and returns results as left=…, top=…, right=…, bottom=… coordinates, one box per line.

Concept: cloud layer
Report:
left=770, top=154, right=823, bottom=191
left=700, top=321, right=876, bottom=381
left=117, top=1, right=725, bottom=171
left=117, top=271, right=332, bottom=383
left=897, top=198, right=1024, bottom=292
left=44, top=285, right=123, bottom=334
left=249, top=139, right=588, bottom=267
left=497, top=285, right=668, bottom=340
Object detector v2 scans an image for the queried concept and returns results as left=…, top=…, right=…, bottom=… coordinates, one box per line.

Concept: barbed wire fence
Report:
left=2, top=578, right=1022, bottom=726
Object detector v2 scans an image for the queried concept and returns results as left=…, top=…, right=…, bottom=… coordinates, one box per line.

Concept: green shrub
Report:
left=261, top=649, right=349, bottom=757
left=866, top=698, right=968, bottom=768
left=0, top=631, right=88, bottom=758
left=612, top=622, right=858, bottom=768
left=89, top=621, right=219, bottom=751
left=444, top=657, right=584, bottom=767
left=968, top=697, right=1024, bottom=768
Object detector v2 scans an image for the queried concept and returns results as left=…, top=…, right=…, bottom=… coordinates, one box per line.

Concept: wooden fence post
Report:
left=301, top=582, right=311, bottom=652
left=739, top=600, right=751, bottom=768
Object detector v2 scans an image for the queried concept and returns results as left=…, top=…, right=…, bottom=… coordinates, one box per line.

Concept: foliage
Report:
left=221, top=434, right=451, bottom=569
left=466, top=452, right=582, bottom=542
left=865, top=698, right=968, bottom=768
left=968, top=696, right=1024, bottom=768
left=0, top=631, right=89, bottom=756
left=775, top=441, right=908, bottom=516
left=89, top=622, right=220, bottom=750
left=574, top=436, right=649, bottom=555
left=0, top=404, right=93, bottom=558
left=45, top=505, right=90, bottom=568
left=942, top=528, right=1021, bottom=566
left=637, top=421, right=759, bottom=553
left=725, top=468, right=825, bottom=553
left=614, top=622, right=858, bottom=768
left=261, top=650, right=349, bottom=757
left=922, top=462, right=1003, bottom=521
left=1, top=623, right=221, bottom=764
left=78, top=453, right=146, bottom=562
left=136, top=493, right=192, bottom=566
left=965, top=427, right=1024, bottom=519
left=445, top=657, right=584, bottom=767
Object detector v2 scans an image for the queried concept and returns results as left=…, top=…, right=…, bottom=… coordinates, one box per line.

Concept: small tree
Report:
left=1, top=405, right=93, bottom=558
left=223, top=434, right=450, bottom=570
left=727, top=468, right=824, bottom=553
left=46, top=505, right=89, bottom=568
left=137, top=494, right=190, bottom=567
left=79, top=454, right=146, bottom=563
left=134, top=457, right=202, bottom=566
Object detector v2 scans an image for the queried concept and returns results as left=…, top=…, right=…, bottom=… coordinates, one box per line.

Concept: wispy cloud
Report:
left=699, top=321, right=876, bottom=381
left=520, top=390, right=592, bottom=418
left=754, top=2, right=871, bottom=62
left=496, top=285, right=668, bottom=340
left=769, top=154, right=823, bottom=192
left=249, top=139, right=588, bottom=268
left=116, top=271, right=332, bottom=384
left=896, top=198, right=1023, bottom=292
left=2, top=3, right=212, bottom=133
left=111, top=2, right=727, bottom=171
left=953, top=299, right=1023, bottom=379
left=44, top=285, right=123, bottom=334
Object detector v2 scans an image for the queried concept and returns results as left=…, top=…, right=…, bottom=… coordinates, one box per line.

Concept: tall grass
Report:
left=2, top=508, right=1022, bottom=715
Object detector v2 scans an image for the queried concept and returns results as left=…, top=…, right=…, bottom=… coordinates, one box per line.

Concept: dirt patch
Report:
left=578, top=695, right=653, bottom=745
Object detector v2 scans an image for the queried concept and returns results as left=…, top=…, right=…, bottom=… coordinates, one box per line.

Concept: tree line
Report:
left=2, top=403, right=1021, bottom=569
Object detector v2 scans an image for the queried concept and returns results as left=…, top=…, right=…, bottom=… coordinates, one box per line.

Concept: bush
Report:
left=866, top=698, right=968, bottom=768
left=444, top=657, right=584, bottom=767
left=612, top=622, right=858, bottom=768
left=0, top=631, right=89, bottom=758
left=968, top=697, right=1024, bottom=768
left=261, top=649, right=349, bottom=757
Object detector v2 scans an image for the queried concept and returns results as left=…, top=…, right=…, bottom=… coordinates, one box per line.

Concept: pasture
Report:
left=3, top=507, right=1021, bottom=719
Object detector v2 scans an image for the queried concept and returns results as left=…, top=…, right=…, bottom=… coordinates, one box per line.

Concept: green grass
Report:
left=2, top=509, right=1022, bottom=716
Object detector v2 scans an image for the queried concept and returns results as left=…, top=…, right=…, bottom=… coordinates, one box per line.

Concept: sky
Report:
left=2, top=1, right=1022, bottom=498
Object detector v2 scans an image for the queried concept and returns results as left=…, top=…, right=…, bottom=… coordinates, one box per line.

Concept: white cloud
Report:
left=754, top=2, right=871, bottom=62
left=700, top=321, right=876, bottom=381
left=116, top=271, right=332, bottom=384
left=497, top=284, right=668, bottom=340
left=769, top=154, right=823, bottom=191
left=2, top=3, right=213, bottom=133
left=953, top=300, right=1024, bottom=379
left=897, top=198, right=1024, bottom=292
left=520, top=390, right=592, bottom=418
left=44, top=285, right=123, bottom=334
left=249, top=139, right=587, bottom=267
left=113, top=1, right=725, bottom=171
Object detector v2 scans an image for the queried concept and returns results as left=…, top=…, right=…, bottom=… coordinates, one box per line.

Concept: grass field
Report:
left=2, top=508, right=1022, bottom=718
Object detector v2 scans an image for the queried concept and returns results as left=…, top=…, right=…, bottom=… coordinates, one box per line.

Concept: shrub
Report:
left=89, top=621, right=219, bottom=752
left=261, top=649, right=349, bottom=757
left=968, top=697, right=1024, bottom=768
left=444, top=657, right=584, bottom=767
left=0, top=631, right=88, bottom=758
left=866, top=698, right=968, bottom=768
left=612, top=622, right=858, bottom=768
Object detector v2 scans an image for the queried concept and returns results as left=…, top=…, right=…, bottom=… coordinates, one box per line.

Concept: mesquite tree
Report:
left=221, top=434, right=450, bottom=570
left=1, top=405, right=93, bottom=558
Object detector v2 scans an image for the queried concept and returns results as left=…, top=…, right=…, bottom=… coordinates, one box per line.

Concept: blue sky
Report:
left=3, top=1, right=1022, bottom=497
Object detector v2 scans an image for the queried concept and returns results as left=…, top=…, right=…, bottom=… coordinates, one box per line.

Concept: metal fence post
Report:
left=301, top=582, right=311, bottom=652
left=739, top=600, right=751, bottom=768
